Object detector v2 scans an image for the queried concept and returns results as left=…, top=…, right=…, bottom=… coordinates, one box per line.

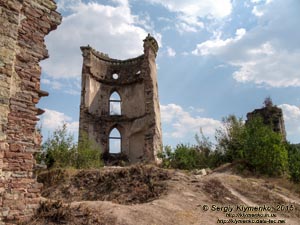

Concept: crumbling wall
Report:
left=79, top=35, right=162, bottom=164
left=246, top=105, right=287, bottom=140
left=0, top=0, right=61, bottom=224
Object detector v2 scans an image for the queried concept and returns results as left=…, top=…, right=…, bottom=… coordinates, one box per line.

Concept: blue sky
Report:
left=38, top=0, right=300, bottom=146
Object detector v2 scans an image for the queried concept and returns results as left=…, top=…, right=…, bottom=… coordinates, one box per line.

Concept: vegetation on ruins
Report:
left=38, top=116, right=298, bottom=183
left=158, top=114, right=300, bottom=181
left=36, top=124, right=103, bottom=169
left=287, top=143, right=300, bottom=183
left=158, top=130, right=225, bottom=170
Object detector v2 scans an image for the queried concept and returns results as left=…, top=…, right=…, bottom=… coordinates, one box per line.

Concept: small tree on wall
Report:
left=264, top=96, right=273, bottom=107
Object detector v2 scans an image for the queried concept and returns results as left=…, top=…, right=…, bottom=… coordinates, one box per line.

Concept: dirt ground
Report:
left=27, top=164, right=300, bottom=225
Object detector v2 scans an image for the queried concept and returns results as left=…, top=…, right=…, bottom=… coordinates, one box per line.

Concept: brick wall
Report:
left=0, top=1, right=61, bottom=224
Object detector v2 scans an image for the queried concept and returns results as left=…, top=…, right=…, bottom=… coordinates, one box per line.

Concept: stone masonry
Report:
left=0, top=1, right=61, bottom=224
left=246, top=102, right=287, bottom=141
left=79, top=34, right=162, bottom=164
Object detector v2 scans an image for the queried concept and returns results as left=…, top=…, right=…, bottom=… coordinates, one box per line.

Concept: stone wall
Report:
left=79, top=34, right=162, bottom=164
left=246, top=105, right=287, bottom=140
left=0, top=0, right=61, bottom=224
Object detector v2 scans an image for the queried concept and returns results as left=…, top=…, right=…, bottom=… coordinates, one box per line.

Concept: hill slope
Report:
left=29, top=165, right=300, bottom=225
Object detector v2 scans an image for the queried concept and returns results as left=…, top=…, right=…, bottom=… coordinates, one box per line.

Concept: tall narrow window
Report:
left=109, top=91, right=121, bottom=115
left=109, top=128, right=121, bottom=153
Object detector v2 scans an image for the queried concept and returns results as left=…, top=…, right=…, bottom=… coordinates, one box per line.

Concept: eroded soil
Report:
left=28, top=165, right=300, bottom=225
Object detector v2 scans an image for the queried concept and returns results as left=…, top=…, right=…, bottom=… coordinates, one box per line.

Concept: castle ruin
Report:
left=246, top=98, right=286, bottom=140
left=0, top=0, right=61, bottom=224
left=79, top=34, right=162, bottom=164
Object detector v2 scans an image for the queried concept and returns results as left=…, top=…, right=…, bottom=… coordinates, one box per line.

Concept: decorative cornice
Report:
left=81, top=45, right=144, bottom=65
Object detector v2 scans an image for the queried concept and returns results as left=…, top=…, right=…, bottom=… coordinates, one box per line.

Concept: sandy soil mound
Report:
left=29, top=164, right=300, bottom=225
left=38, top=165, right=170, bottom=204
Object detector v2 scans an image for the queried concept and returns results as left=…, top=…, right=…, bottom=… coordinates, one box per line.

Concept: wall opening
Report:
left=109, top=91, right=121, bottom=115
left=112, top=73, right=119, bottom=80
left=109, top=128, right=121, bottom=153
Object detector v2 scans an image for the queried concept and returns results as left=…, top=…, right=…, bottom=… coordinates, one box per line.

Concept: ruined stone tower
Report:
left=246, top=99, right=286, bottom=140
left=79, top=34, right=162, bottom=164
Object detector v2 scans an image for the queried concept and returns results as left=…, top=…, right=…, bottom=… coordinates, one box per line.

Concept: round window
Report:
left=112, top=73, right=119, bottom=80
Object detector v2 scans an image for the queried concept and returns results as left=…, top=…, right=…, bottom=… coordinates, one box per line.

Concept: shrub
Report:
left=158, top=142, right=217, bottom=170
left=157, top=145, right=173, bottom=169
left=215, top=115, right=245, bottom=162
left=38, top=123, right=76, bottom=169
left=37, top=124, right=103, bottom=169
left=287, top=143, right=300, bottom=183
left=172, top=144, right=202, bottom=170
left=75, top=132, right=103, bottom=169
left=242, top=116, right=288, bottom=176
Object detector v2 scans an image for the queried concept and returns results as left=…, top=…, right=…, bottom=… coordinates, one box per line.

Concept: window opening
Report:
left=112, top=73, right=119, bottom=80
left=109, top=128, right=121, bottom=153
left=109, top=91, right=121, bottom=115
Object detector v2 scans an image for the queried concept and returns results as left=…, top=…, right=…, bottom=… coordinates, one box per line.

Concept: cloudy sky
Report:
left=38, top=0, right=300, bottom=146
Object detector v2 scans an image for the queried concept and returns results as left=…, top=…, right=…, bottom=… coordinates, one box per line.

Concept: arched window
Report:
left=109, top=91, right=121, bottom=115
left=109, top=128, right=121, bottom=153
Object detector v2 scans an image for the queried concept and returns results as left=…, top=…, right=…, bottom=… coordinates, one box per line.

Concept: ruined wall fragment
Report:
left=0, top=0, right=61, bottom=224
left=246, top=104, right=287, bottom=140
left=79, top=35, right=162, bottom=164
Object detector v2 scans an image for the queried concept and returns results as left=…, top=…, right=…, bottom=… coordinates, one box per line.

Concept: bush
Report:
left=215, top=115, right=245, bottom=162
left=172, top=144, right=203, bottom=170
left=38, top=123, right=75, bottom=168
left=214, top=115, right=288, bottom=176
left=287, top=143, right=300, bottom=183
left=158, top=141, right=218, bottom=170
left=158, top=144, right=203, bottom=170
left=157, top=145, right=173, bottom=169
left=37, top=124, right=103, bottom=169
left=242, top=116, right=288, bottom=176
left=76, top=132, right=103, bottom=169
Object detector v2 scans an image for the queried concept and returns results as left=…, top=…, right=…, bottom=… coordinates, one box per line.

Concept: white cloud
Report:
left=42, top=0, right=154, bottom=79
left=41, top=77, right=81, bottom=95
left=251, top=0, right=273, bottom=4
left=192, top=0, right=300, bottom=88
left=176, top=22, right=198, bottom=33
left=232, top=45, right=300, bottom=87
left=40, top=109, right=79, bottom=134
left=189, top=106, right=205, bottom=113
left=160, top=104, right=221, bottom=138
left=166, top=47, right=176, bottom=57
left=279, top=104, right=300, bottom=137
left=41, top=78, right=62, bottom=90
left=147, top=0, right=232, bottom=18
left=192, top=28, right=246, bottom=56
left=252, top=6, right=264, bottom=17
left=146, top=0, right=232, bottom=33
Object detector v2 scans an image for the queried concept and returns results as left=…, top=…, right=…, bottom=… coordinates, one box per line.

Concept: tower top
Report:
left=143, top=33, right=159, bottom=56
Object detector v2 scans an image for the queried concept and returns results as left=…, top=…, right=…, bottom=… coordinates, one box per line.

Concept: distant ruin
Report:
left=79, top=34, right=162, bottom=164
left=0, top=0, right=61, bottom=224
left=246, top=98, right=286, bottom=140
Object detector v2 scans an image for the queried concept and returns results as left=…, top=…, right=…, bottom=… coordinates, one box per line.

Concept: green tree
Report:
left=286, top=143, right=300, bottom=183
left=37, top=124, right=103, bottom=169
left=40, top=123, right=76, bottom=168
left=242, top=116, right=288, bottom=176
left=215, top=115, right=245, bottom=162
left=75, top=132, right=103, bottom=169
left=172, top=144, right=202, bottom=170
left=195, top=128, right=225, bottom=168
